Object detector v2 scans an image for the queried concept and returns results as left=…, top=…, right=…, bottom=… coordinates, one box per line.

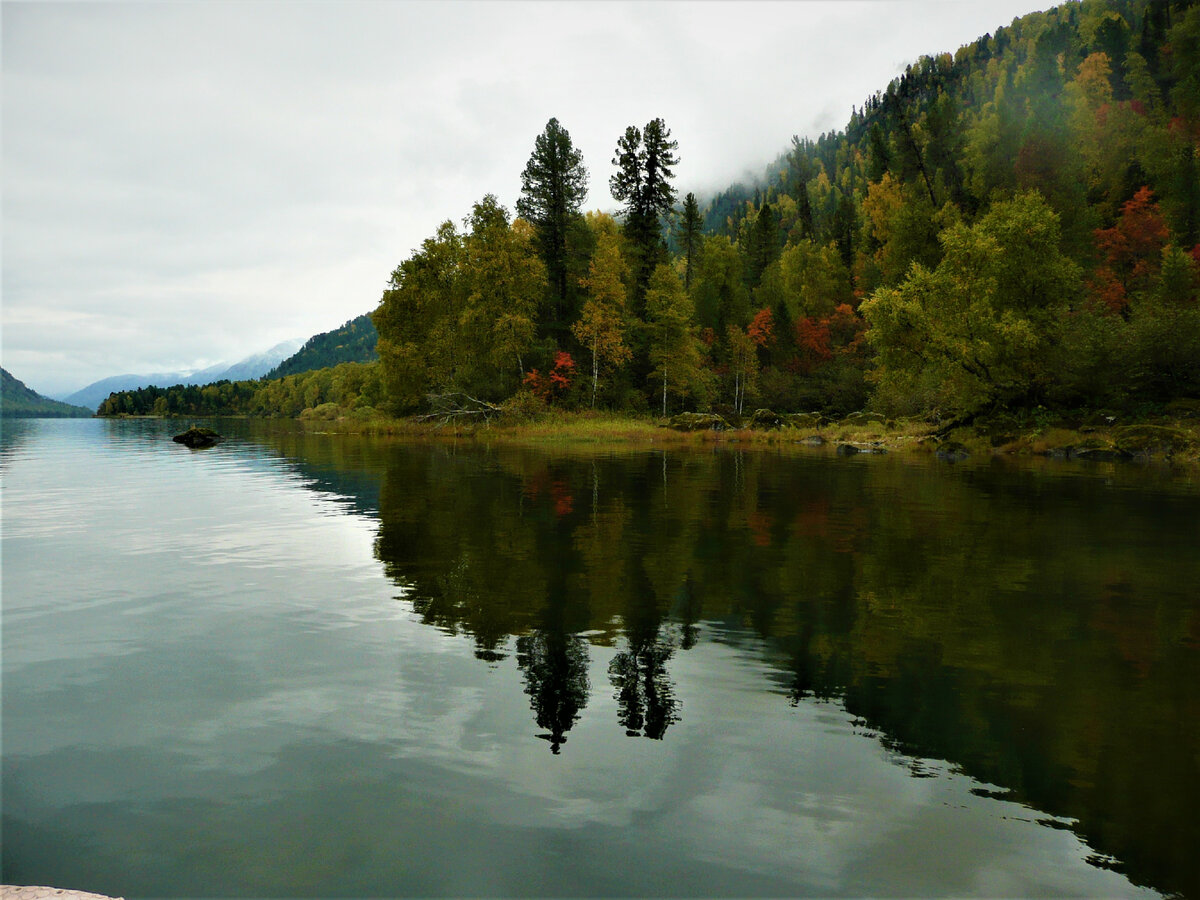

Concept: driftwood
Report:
left=415, top=393, right=503, bottom=427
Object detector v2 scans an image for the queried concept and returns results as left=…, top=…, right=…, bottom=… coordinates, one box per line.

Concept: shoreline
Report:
left=99, top=409, right=1200, bottom=466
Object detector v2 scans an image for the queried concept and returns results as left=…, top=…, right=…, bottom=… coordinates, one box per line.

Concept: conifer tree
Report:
left=610, top=118, right=679, bottom=309
left=677, top=192, right=703, bottom=290
left=517, top=118, right=589, bottom=339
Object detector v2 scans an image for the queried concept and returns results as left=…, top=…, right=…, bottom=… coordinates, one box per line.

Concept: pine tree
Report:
left=610, top=118, right=680, bottom=309
left=516, top=118, right=589, bottom=339
left=677, top=192, right=703, bottom=290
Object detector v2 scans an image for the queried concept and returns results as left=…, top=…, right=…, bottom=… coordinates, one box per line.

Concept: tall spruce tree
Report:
left=610, top=117, right=679, bottom=310
left=677, top=192, right=703, bottom=290
left=517, top=118, right=589, bottom=339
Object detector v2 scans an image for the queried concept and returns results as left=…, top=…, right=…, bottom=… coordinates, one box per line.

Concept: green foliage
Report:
left=212, top=0, right=1200, bottom=426
left=372, top=196, right=547, bottom=413
left=644, top=264, right=711, bottom=415
left=267, top=314, right=377, bottom=380
left=610, top=118, right=680, bottom=306
left=676, top=192, right=703, bottom=290
left=862, top=193, right=1082, bottom=418
left=690, top=235, right=751, bottom=334
left=573, top=214, right=632, bottom=407
left=517, top=117, right=589, bottom=337
left=1, top=368, right=93, bottom=417
left=95, top=362, right=384, bottom=419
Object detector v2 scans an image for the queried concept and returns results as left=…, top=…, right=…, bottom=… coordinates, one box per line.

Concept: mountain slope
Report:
left=267, top=314, right=377, bottom=379
left=64, top=339, right=303, bottom=412
left=2, top=368, right=93, bottom=417
left=220, top=339, right=305, bottom=381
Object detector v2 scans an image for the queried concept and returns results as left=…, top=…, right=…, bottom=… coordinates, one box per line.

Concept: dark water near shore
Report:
left=3, top=418, right=1197, bottom=898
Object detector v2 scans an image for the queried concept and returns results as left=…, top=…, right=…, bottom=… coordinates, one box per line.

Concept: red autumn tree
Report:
left=523, top=351, right=577, bottom=403
left=1092, top=186, right=1170, bottom=312
left=747, top=307, right=775, bottom=347
left=794, top=316, right=833, bottom=373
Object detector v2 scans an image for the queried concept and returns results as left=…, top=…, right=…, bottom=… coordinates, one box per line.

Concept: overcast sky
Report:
left=3, top=0, right=1045, bottom=397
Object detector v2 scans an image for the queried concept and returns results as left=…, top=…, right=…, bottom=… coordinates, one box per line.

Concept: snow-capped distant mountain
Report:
left=61, top=339, right=303, bottom=412
left=219, top=339, right=304, bottom=382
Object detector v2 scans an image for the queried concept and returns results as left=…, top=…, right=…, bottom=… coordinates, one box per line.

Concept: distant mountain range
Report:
left=266, top=313, right=377, bottom=379
left=2, top=368, right=94, bottom=418
left=60, top=338, right=303, bottom=412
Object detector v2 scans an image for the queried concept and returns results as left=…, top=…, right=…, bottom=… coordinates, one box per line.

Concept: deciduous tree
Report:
left=644, top=264, right=709, bottom=415
left=573, top=216, right=632, bottom=406
left=862, top=192, right=1081, bottom=418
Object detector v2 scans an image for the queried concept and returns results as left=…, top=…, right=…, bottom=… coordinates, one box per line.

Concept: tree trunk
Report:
left=591, top=340, right=599, bottom=408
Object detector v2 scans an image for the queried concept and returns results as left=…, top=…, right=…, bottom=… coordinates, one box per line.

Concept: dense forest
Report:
left=101, top=0, right=1200, bottom=425
left=266, top=314, right=378, bottom=380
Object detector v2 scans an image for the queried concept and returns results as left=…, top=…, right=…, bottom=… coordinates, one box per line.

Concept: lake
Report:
left=2, top=417, right=1197, bottom=898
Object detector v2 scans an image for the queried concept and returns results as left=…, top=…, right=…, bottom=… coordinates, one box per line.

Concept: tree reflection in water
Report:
left=516, top=630, right=590, bottom=753
left=359, top=438, right=1199, bottom=898
left=609, top=633, right=680, bottom=739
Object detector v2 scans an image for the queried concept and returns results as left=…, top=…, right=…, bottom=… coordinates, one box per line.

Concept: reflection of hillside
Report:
left=231, top=423, right=389, bottom=518
left=0, top=418, right=36, bottom=472
left=266, top=435, right=1197, bottom=899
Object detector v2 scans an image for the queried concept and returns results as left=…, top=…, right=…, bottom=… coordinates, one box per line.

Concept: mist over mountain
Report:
left=62, top=339, right=302, bottom=412
left=2, top=368, right=93, bottom=418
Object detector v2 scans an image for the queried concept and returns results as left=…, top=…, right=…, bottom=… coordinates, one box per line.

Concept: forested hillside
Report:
left=2, top=368, right=92, bottom=418
left=101, top=0, right=1200, bottom=424
left=266, top=314, right=377, bottom=379
left=370, top=0, right=1199, bottom=423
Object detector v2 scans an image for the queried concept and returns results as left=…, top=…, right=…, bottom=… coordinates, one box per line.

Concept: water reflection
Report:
left=517, top=631, right=589, bottom=752
left=342, top=440, right=1196, bottom=897
left=214, top=424, right=1200, bottom=897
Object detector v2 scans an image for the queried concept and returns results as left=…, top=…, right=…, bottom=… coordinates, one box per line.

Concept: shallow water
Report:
left=3, top=418, right=1197, bottom=897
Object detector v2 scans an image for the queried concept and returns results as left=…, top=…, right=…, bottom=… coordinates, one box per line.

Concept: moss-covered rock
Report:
left=747, top=408, right=785, bottom=430
left=845, top=411, right=886, bottom=425
left=668, top=412, right=729, bottom=432
left=837, top=441, right=886, bottom=456
left=936, top=441, right=970, bottom=462
left=784, top=412, right=824, bottom=428
left=1112, top=425, right=1194, bottom=456
left=173, top=426, right=223, bottom=449
left=1072, top=447, right=1132, bottom=461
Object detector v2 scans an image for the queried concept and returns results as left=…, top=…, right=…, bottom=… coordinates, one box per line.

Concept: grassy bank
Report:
left=292, top=406, right=1200, bottom=464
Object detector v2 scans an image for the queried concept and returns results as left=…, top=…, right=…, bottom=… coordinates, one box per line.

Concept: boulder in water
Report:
left=173, top=426, right=223, bottom=449
left=936, top=441, right=970, bottom=462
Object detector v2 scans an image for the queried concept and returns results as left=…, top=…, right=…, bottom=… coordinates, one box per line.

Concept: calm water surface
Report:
left=2, top=418, right=1197, bottom=898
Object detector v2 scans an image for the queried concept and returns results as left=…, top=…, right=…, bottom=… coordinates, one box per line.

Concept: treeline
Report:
left=95, top=362, right=384, bottom=419
left=266, top=313, right=378, bottom=380
left=372, top=0, right=1200, bottom=424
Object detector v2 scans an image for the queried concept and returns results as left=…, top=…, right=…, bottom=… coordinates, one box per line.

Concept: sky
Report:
left=3, top=0, right=1046, bottom=398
